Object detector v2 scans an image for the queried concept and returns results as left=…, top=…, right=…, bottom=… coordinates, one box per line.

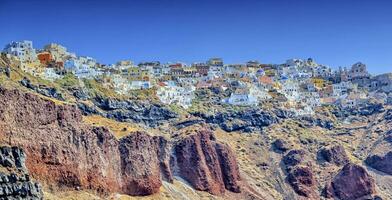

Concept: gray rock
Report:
left=283, top=149, right=306, bottom=167
left=272, top=139, right=292, bottom=152
left=83, top=96, right=178, bottom=127
left=365, top=151, right=392, bottom=175
left=193, top=108, right=292, bottom=132
left=0, top=146, right=43, bottom=199
left=20, top=78, right=65, bottom=101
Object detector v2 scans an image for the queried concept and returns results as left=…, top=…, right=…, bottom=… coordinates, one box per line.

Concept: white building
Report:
left=280, top=80, right=300, bottom=101
left=333, top=81, right=354, bottom=97
left=223, top=88, right=258, bottom=106
left=130, top=80, right=152, bottom=90
left=208, top=66, right=224, bottom=79
left=3, top=40, right=37, bottom=62
left=156, top=84, right=195, bottom=108
left=64, top=56, right=101, bottom=79
left=42, top=68, right=63, bottom=81
left=112, top=75, right=130, bottom=95
left=249, top=85, right=271, bottom=101
left=299, top=91, right=321, bottom=108
left=313, top=65, right=332, bottom=78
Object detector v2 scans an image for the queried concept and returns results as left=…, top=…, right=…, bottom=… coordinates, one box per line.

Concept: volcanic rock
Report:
left=20, top=77, right=65, bottom=101
left=324, top=163, right=376, bottom=200
left=282, top=149, right=318, bottom=198
left=283, top=149, right=306, bottom=167
left=318, top=145, right=350, bottom=166
left=192, top=108, right=292, bottom=132
left=287, top=166, right=317, bottom=198
left=0, top=146, right=43, bottom=199
left=272, top=139, right=292, bottom=152
left=0, top=87, right=241, bottom=197
left=365, top=151, right=392, bottom=175
left=119, top=132, right=162, bottom=195
left=173, top=130, right=241, bottom=195
left=91, top=96, right=178, bottom=127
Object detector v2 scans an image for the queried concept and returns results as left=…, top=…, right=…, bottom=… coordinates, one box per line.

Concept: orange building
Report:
left=37, top=52, right=52, bottom=65
left=258, top=75, right=273, bottom=85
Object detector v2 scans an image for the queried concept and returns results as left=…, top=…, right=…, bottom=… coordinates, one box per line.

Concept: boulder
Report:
left=283, top=149, right=306, bottom=167
left=318, top=145, right=350, bottom=166
left=287, top=166, right=317, bottom=198
left=365, top=151, right=392, bottom=175
left=324, top=163, right=376, bottom=200
left=272, top=139, right=292, bottom=152
left=282, top=149, right=317, bottom=198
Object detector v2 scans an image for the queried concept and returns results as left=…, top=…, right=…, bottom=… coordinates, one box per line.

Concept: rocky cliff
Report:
left=78, top=96, right=178, bottom=127
left=0, top=87, right=241, bottom=197
left=173, top=130, right=241, bottom=194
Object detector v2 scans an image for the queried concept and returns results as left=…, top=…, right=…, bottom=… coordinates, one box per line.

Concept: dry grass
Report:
left=82, top=115, right=145, bottom=139
left=44, top=190, right=103, bottom=200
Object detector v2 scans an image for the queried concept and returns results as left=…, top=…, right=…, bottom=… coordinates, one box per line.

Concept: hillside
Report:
left=0, top=54, right=391, bottom=200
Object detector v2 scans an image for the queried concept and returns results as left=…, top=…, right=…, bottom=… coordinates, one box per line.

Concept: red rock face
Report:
left=0, top=87, right=241, bottom=196
left=119, top=132, right=162, bottom=195
left=282, top=149, right=318, bottom=199
left=215, top=143, right=241, bottom=193
left=325, top=163, right=376, bottom=200
left=0, top=88, right=123, bottom=194
left=174, top=130, right=241, bottom=195
left=287, top=166, right=317, bottom=199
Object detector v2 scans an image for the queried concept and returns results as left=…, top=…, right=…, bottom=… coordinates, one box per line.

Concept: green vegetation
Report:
left=128, top=87, right=158, bottom=101
left=54, top=73, right=79, bottom=89
left=83, top=78, right=118, bottom=98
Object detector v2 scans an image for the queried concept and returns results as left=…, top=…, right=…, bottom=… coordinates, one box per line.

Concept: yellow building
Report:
left=311, top=78, right=325, bottom=88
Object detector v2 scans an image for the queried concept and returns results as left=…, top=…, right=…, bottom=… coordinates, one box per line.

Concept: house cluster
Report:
left=2, top=40, right=391, bottom=114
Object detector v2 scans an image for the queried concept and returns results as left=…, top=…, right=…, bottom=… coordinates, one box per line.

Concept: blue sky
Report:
left=0, top=0, right=391, bottom=74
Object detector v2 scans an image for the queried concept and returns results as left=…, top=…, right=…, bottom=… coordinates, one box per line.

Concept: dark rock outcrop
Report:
left=193, top=108, right=292, bottom=132
left=365, top=151, right=392, bottom=175
left=283, top=149, right=306, bottom=167
left=287, top=166, right=316, bottom=198
left=333, top=102, right=385, bottom=117
left=0, top=146, right=43, bottom=199
left=20, top=77, right=65, bottom=101
left=72, top=88, right=90, bottom=100
left=282, top=149, right=318, bottom=198
left=357, top=103, right=385, bottom=116
left=173, top=130, right=241, bottom=194
left=385, top=109, right=392, bottom=121
left=175, top=119, right=204, bottom=129
left=318, top=145, right=350, bottom=166
left=300, top=116, right=334, bottom=130
left=79, top=97, right=178, bottom=127
left=324, top=163, right=377, bottom=200
left=272, top=139, right=292, bottom=152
